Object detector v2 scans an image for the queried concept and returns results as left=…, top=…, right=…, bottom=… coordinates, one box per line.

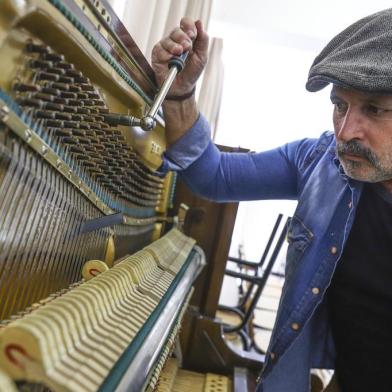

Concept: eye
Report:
left=365, top=104, right=385, bottom=116
left=333, top=101, right=348, bottom=115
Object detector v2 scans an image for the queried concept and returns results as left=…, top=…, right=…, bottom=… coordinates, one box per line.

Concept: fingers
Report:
left=180, top=17, right=197, bottom=39
left=153, top=17, right=207, bottom=60
left=161, top=28, right=193, bottom=54
left=160, top=37, right=183, bottom=57
left=162, top=17, right=198, bottom=56
left=151, top=17, right=209, bottom=88
left=152, top=42, right=173, bottom=63
left=153, top=29, right=194, bottom=67
left=193, top=20, right=209, bottom=55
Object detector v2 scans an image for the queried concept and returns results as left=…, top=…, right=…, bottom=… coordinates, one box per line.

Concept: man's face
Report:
left=332, top=86, right=392, bottom=185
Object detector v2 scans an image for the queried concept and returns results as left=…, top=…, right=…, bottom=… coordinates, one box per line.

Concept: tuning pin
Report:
left=25, top=42, right=50, bottom=54
left=28, top=59, right=53, bottom=69
left=41, top=52, right=65, bottom=62
left=12, top=82, right=39, bottom=92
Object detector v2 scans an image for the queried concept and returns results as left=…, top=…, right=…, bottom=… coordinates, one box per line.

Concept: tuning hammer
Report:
left=103, top=50, right=191, bottom=132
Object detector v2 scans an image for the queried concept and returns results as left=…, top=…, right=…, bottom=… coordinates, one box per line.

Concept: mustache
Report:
left=336, top=140, right=378, bottom=165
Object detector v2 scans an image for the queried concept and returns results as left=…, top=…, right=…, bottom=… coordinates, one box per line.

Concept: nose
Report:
left=334, top=106, right=366, bottom=142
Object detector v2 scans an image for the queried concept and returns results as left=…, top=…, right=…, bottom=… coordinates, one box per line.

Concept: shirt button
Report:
left=348, top=201, right=352, bottom=208
left=270, top=352, right=276, bottom=360
left=291, top=322, right=300, bottom=331
left=312, top=287, right=320, bottom=295
left=330, top=246, right=338, bottom=255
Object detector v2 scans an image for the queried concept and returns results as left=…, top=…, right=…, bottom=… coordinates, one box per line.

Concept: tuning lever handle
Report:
left=103, top=51, right=192, bottom=131
left=168, top=50, right=190, bottom=72
left=140, top=48, right=193, bottom=131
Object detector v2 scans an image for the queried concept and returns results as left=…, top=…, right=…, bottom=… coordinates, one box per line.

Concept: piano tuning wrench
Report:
left=140, top=50, right=191, bottom=131
left=102, top=50, right=191, bottom=132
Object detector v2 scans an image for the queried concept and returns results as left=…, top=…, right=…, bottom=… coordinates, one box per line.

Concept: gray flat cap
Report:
left=306, top=8, right=392, bottom=93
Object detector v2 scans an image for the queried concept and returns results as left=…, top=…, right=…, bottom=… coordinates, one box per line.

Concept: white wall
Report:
left=210, top=1, right=392, bottom=305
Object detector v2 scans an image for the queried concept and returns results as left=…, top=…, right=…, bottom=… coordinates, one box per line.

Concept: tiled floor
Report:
left=253, top=274, right=284, bottom=352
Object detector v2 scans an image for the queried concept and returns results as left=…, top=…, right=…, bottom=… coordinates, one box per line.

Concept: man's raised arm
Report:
left=151, top=17, right=209, bottom=146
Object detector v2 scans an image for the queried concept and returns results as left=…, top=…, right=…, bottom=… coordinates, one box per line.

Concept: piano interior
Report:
left=0, top=0, right=264, bottom=390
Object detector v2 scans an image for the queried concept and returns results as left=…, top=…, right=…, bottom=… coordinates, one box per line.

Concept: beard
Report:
left=336, top=140, right=392, bottom=182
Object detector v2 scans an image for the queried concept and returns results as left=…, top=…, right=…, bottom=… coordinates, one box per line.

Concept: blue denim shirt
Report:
left=161, top=114, right=363, bottom=392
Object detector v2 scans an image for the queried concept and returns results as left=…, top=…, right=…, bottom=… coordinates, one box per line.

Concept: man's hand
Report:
left=152, top=17, right=209, bottom=96
left=151, top=18, right=209, bottom=147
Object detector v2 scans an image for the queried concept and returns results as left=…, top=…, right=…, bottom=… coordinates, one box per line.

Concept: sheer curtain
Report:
left=115, top=0, right=223, bottom=137
left=197, top=37, right=224, bottom=140
left=121, top=0, right=213, bottom=60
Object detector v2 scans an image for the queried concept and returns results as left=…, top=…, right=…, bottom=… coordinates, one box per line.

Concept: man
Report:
left=152, top=9, right=392, bottom=392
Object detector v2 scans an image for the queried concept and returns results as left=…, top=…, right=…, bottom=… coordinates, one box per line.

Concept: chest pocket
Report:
left=285, top=215, right=313, bottom=278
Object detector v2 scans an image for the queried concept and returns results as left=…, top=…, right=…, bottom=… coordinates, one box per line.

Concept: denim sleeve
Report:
left=178, top=137, right=320, bottom=202
left=159, top=113, right=321, bottom=202
left=159, top=114, right=212, bottom=173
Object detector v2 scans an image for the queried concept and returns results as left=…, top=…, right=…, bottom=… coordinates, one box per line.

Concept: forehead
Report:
left=331, top=86, right=392, bottom=105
